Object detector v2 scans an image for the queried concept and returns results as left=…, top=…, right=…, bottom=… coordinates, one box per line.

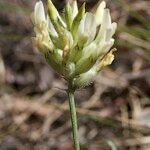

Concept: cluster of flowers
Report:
left=33, top=0, right=117, bottom=88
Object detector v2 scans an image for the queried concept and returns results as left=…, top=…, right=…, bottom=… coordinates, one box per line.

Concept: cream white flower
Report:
left=33, top=1, right=53, bottom=53
left=77, top=13, right=97, bottom=47
left=32, top=0, right=117, bottom=88
left=34, top=1, right=46, bottom=26
left=95, top=1, right=106, bottom=26
left=72, top=0, right=78, bottom=19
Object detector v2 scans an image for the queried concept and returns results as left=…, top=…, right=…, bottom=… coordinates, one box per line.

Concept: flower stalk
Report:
left=67, top=80, right=80, bottom=150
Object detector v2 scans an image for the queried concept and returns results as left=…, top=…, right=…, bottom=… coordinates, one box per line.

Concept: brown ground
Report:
left=0, top=0, right=150, bottom=149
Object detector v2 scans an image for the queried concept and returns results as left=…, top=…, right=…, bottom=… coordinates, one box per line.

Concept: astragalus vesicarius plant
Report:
left=32, top=0, right=117, bottom=149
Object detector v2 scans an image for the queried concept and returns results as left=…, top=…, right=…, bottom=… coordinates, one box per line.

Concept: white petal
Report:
left=72, top=0, right=78, bottom=19
left=78, top=13, right=87, bottom=45
left=95, top=1, right=106, bottom=26
left=110, top=22, right=117, bottom=37
left=95, top=9, right=112, bottom=43
left=102, top=39, right=114, bottom=54
left=84, top=13, right=95, bottom=31
left=57, top=13, right=67, bottom=28
left=78, top=16, right=85, bottom=35
left=82, top=42, right=97, bottom=58
left=100, top=9, right=111, bottom=36
left=84, top=13, right=97, bottom=44
left=34, top=1, right=46, bottom=25
left=78, top=13, right=96, bottom=46
left=102, top=9, right=111, bottom=28
left=47, top=16, right=58, bottom=37
left=105, top=22, right=117, bottom=41
left=96, top=38, right=114, bottom=57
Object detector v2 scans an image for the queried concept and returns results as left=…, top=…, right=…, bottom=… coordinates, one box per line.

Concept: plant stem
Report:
left=67, top=80, right=80, bottom=150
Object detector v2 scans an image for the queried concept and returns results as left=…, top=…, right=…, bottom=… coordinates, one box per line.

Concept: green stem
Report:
left=67, top=80, right=80, bottom=150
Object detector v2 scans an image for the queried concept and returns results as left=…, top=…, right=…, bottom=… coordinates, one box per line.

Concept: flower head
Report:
left=32, top=0, right=117, bottom=88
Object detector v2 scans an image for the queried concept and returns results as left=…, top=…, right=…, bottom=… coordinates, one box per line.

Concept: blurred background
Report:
left=0, top=0, right=150, bottom=149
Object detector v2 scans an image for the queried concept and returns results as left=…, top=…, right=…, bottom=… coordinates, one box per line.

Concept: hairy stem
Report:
left=67, top=80, right=80, bottom=150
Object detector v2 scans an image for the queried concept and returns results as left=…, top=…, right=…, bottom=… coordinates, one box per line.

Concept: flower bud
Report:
left=77, top=13, right=97, bottom=47
left=64, top=3, right=73, bottom=30
left=95, top=1, right=106, bottom=26
left=47, top=0, right=58, bottom=22
left=72, top=0, right=78, bottom=19
left=34, top=1, right=46, bottom=26
left=75, top=42, right=97, bottom=75
left=74, top=66, right=97, bottom=88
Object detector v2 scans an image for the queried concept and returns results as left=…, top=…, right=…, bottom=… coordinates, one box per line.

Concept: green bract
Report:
left=33, top=0, right=117, bottom=88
